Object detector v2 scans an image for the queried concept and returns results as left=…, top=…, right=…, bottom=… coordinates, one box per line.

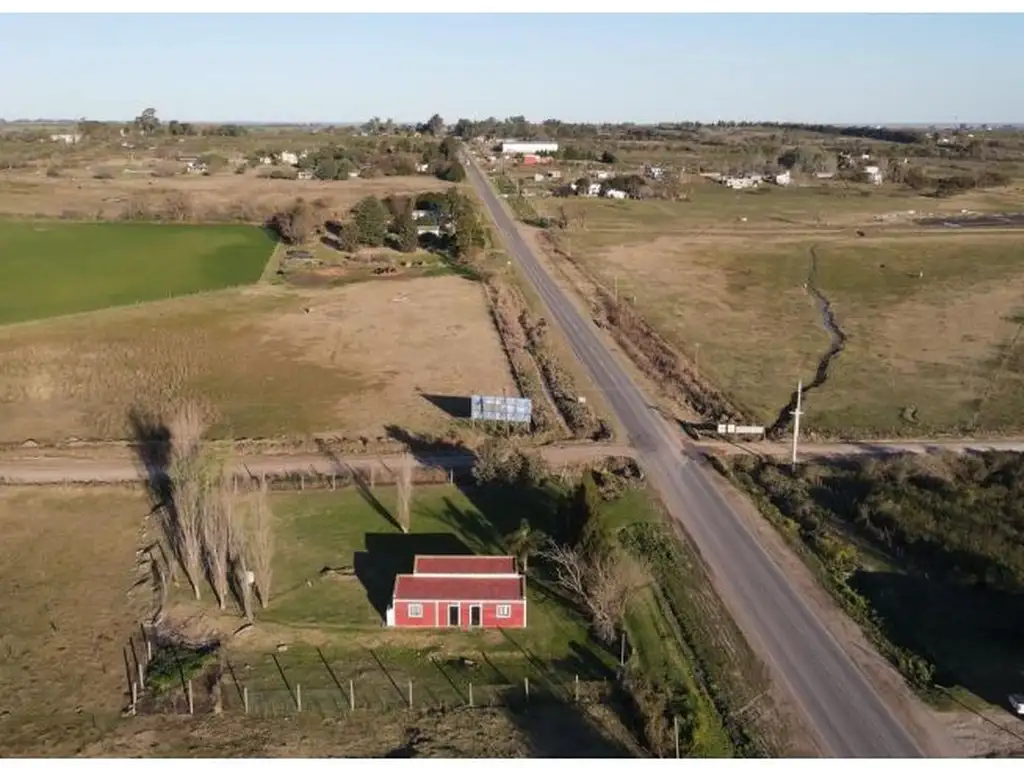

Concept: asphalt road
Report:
left=464, top=152, right=924, bottom=757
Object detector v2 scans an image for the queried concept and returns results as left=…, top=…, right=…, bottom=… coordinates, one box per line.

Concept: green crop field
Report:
left=0, top=220, right=274, bottom=325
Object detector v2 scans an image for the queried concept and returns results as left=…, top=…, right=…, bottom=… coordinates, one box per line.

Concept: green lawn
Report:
left=222, top=484, right=626, bottom=715
left=0, top=220, right=274, bottom=325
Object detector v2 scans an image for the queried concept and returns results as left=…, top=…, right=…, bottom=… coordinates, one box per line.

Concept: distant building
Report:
left=415, top=163, right=430, bottom=173
left=279, top=151, right=299, bottom=166
left=522, top=154, right=540, bottom=166
left=774, top=170, right=792, bottom=186
left=645, top=165, right=665, bottom=180
left=501, top=141, right=558, bottom=156
left=863, top=165, right=884, bottom=185
left=547, top=170, right=562, bottom=179
left=50, top=133, right=81, bottom=145
left=586, top=182, right=602, bottom=197
left=386, top=555, right=527, bottom=629
left=297, top=170, right=314, bottom=181
left=604, top=188, right=628, bottom=200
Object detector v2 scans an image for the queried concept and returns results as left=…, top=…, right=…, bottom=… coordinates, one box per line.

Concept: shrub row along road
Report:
left=463, top=151, right=923, bottom=758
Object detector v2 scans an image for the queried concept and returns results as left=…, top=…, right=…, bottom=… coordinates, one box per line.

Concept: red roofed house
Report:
left=385, top=555, right=527, bottom=629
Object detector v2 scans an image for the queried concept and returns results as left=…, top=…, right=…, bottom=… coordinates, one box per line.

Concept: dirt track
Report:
left=2, top=437, right=1023, bottom=486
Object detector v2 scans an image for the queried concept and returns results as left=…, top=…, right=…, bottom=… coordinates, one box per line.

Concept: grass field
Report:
left=0, top=275, right=517, bottom=443
left=537, top=184, right=1024, bottom=244
left=535, top=190, right=1024, bottom=437
left=0, top=220, right=273, bottom=325
left=0, top=171, right=453, bottom=222
left=0, top=483, right=640, bottom=758
left=0, top=487, right=151, bottom=724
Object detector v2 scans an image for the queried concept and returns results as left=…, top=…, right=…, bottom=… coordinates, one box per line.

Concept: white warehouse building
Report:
left=500, top=141, right=559, bottom=155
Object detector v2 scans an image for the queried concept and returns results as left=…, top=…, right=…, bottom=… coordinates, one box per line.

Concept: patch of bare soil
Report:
left=256, top=276, right=519, bottom=437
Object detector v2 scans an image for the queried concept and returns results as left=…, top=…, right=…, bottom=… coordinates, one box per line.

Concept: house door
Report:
left=448, top=604, right=460, bottom=627
left=470, top=605, right=482, bottom=627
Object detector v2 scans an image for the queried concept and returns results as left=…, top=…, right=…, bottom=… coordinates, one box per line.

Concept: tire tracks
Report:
left=768, top=246, right=848, bottom=439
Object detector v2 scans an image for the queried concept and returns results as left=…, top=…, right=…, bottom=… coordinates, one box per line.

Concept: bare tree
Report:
left=164, top=400, right=217, bottom=601
left=543, top=543, right=649, bottom=645
left=228, top=510, right=254, bottom=622
left=202, top=475, right=233, bottom=611
left=170, top=455, right=205, bottom=600
left=248, top=481, right=274, bottom=609
left=395, top=458, right=413, bottom=533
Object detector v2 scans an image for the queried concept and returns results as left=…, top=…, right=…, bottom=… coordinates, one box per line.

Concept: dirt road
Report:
left=0, top=442, right=635, bottom=485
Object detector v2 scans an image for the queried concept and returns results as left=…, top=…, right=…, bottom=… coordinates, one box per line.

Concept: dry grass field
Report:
left=0, top=487, right=150, bottom=726
left=0, top=276, right=517, bottom=444
left=533, top=190, right=1024, bottom=438
left=0, top=171, right=453, bottom=221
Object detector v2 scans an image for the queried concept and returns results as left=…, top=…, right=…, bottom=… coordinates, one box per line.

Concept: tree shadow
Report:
left=383, top=424, right=475, bottom=470
left=353, top=531, right=472, bottom=620
left=350, top=464, right=401, bottom=531
left=850, top=569, right=1024, bottom=709
left=420, top=393, right=471, bottom=419
left=126, top=405, right=172, bottom=509
left=497, top=690, right=635, bottom=757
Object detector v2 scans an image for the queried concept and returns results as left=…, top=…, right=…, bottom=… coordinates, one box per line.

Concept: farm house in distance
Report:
left=500, top=140, right=558, bottom=155
left=386, top=555, right=527, bottom=629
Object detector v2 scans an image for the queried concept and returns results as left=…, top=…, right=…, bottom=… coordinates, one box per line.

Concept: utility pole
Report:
left=791, top=379, right=803, bottom=470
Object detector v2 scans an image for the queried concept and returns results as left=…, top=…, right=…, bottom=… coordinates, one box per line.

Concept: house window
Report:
left=497, top=604, right=511, bottom=619
left=408, top=603, right=423, bottom=618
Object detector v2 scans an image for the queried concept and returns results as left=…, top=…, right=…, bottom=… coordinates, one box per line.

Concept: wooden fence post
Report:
left=243, top=687, right=249, bottom=715
left=296, top=683, right=302, bottom=712
left=146, top=640, right=152, bottom=663
left=331, top=473, right=336, bottom=490
left=408, top=679, right=413, bottom=709
left=187, top=679, right=194, bottom=715
left=674, top=715, right=680, bottom=758
left=131, top=682, right=138, bottom=715
left=137, top=662, right=145, bottom=688
left=468, top=682, right=474, bottom=707
left=524, top=677, right=529, bottom=702
left=349, top=679, right=355, bottom=711
left=574, top=674, right=579, bottom=702
left=300, top=474, right=305, bottom=491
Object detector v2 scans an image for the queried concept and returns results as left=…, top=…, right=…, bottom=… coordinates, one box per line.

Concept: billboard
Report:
left=470, top=395, right=532, bottom=424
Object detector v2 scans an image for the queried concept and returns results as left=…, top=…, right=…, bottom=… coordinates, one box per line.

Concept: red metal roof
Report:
left=393, top=574, right=525, bottom=601
left=414, top=555, right=517, bottom=575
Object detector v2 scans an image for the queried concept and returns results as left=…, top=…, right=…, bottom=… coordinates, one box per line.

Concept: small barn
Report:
left=385, top=555, right=527, bottom=629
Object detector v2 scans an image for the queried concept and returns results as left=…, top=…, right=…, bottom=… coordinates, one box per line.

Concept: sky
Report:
left=0, top=13, right=1022, bottom=125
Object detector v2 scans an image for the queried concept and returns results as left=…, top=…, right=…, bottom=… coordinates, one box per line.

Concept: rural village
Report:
left=2, top=66, right=1024, bottom=760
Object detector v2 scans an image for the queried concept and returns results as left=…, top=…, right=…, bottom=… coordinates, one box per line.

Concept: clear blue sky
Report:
left=1, top=13, right=1022, bottom=124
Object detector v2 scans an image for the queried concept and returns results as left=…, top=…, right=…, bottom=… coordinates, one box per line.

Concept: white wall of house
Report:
left=605, top=188, right=627, bottom=199
left=501, top=141, right=558, bottom=155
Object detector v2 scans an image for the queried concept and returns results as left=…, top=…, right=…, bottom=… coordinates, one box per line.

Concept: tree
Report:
left=436, top=161, right=466, bottom=182
left=247, top=480, right=274, bottom=609
left=394, top=211, right=419, bottom=253
left=383, top=194, right=414, bottom=218
left=267, top=198, right=321, bottom=244
left=544, top=542, right=649, bottom=645
left=352, top=196, right=389, bottom=247
left=165, top=402, right=212, bottom=601
left=425, top=113, right=445, bottom=136
left=314, top=156, right=339, bottom=181
left=336, top=223, right=361, bottom=252
left=505, top=518, right=548, bottom=572
left=201, top=475, right=233, bottom=611
left=439, top=136, right=459, bottom=160
left=134, top=107, right=160, bottom=135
